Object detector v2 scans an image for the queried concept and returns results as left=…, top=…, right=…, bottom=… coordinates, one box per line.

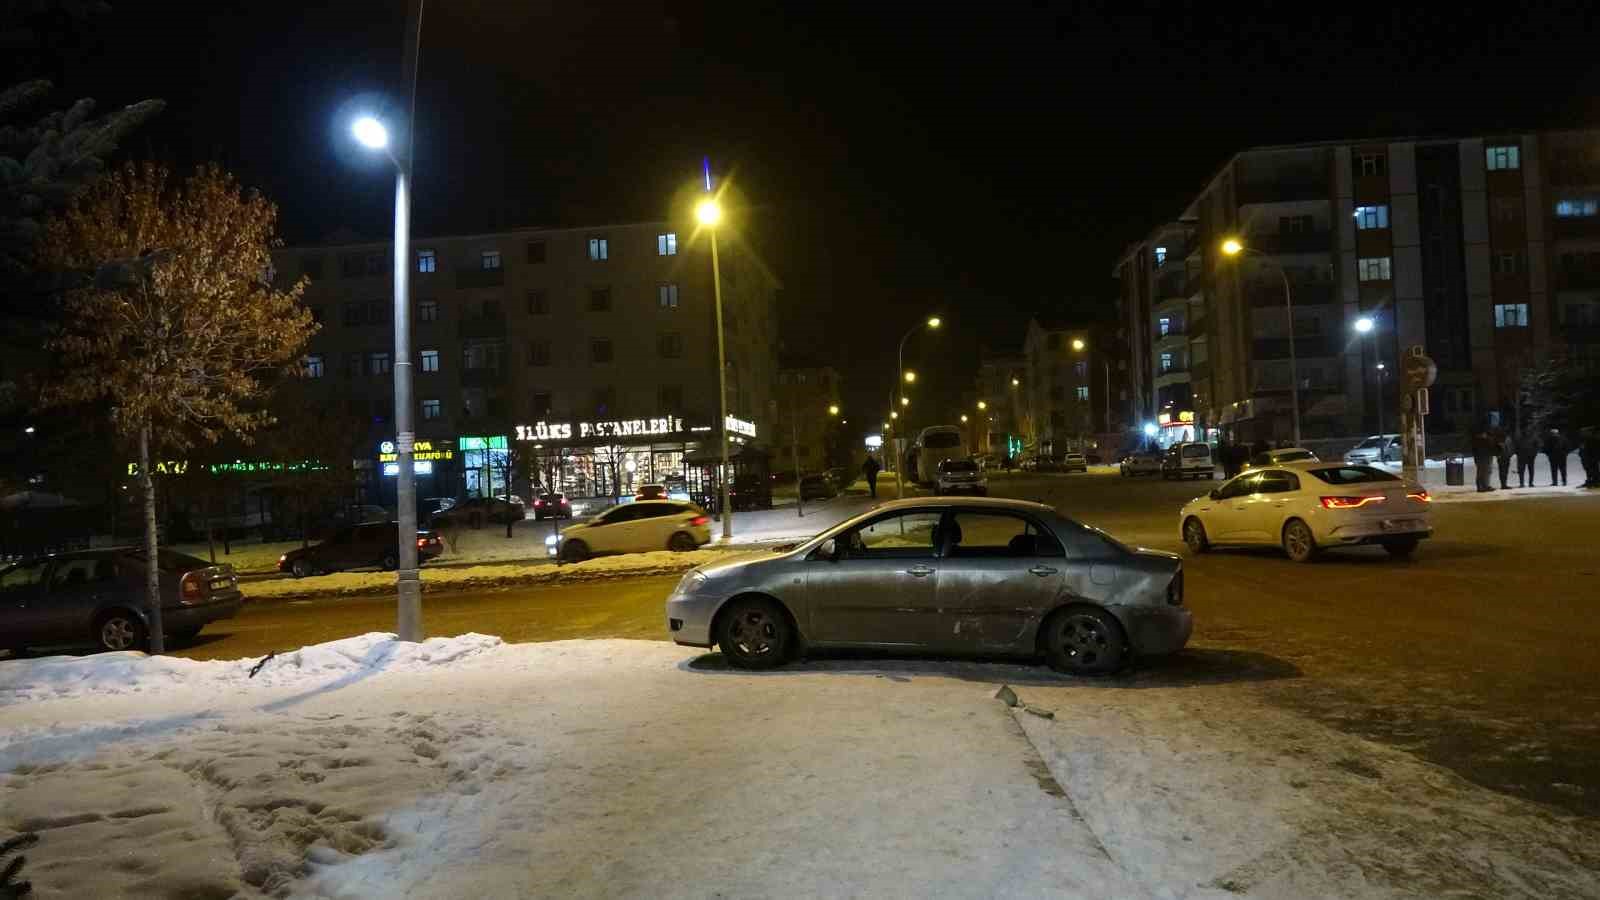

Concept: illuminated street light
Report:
left=1221, top=237, right=1244, bottom=256
left=695, top=198, right=722, bottom=226
left=891, top=313, right=942, bottom=499
left=904, top=371, right=917, bottom=383
left=1354, top=316, right=1375, bottom=334
left=890, top=411, right=899, bottom=420
left=977, top=400, right=988, bottom=410
left=828, top=404, right=840, bottom=416
left=1071, top=338, right=1085, bottom=351
left=1219, top=236, right=1300, bottom=444
left=351, top=116, right=389, bottom=150
left=1144, top=423, right=1159, bottom=438
left=1011, top=377, right=1020, bottom=387
left=928, top=317, right=942, bottom=328
left=961, top=414, right=969, bottom=423
left=1354, top=316, right=1383, bottom=433
left=901, top=397, right=910, bottom=406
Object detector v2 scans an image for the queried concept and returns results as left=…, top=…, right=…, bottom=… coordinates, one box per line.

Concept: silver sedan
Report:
left=666, top=497, right=1191, bottom=675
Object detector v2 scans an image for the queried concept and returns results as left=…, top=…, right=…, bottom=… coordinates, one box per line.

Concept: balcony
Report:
left=1240, top=230, right=1333, bottom=255
left=1247, top=282, right=1335, bottom=308
left=1236, top=178, right=1328, bottom=206
left=1252, top=336, right=1339, bottom=360
left=1155, top=271, right=1187, bottom=300
left=459, top=312, right=507, bottom=339
left=458, top=366, right=507, bottom=387
left=456, top=268, right=506, bottom=289
left=1154, top=366, right=1190, bottom=386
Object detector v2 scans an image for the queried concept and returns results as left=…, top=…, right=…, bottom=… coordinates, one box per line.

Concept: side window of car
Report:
left=632, top=503, right=671, bottom=520
left=947, top=513, right=1064, bottom=558
left=0, top=560, right=49, bottom=594
left=1218, top=473, right=1256, bottom=500
left=850, top=511, right=942, bottom=558
left=599, top=506, right=637, bottom=526
left=1258, top=471, right=1299, bottom=494
left=48, top=558, right=114, bottom=590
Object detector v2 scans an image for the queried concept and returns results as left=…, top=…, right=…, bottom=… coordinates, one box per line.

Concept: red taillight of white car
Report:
left=1406, top=489, right=1431, bottom=503
left=688, top=515, right=710, bottom=527
left=1320, top=495, right=1386, bottom=510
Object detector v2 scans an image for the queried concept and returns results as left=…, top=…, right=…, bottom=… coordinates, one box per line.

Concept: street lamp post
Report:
left=696, top=196, right=731, bottom=540
left=347, top=1, right=425, bottom=642
left=1354, top=316, right=1384, bottom=435
left=1221, top=238, right=1301, bottom=446
left=890, top=317, right=940, bottom=499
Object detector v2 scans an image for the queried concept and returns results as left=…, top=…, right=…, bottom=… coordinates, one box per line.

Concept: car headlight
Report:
left=677, top=570, right=709, bottom=594
left=544, top=534, right=560, bottom=546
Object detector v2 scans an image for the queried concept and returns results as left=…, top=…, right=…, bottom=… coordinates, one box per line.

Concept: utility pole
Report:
left=791, top=402, right=804, bottom=517
left=392, top=0, right=426, bottom=642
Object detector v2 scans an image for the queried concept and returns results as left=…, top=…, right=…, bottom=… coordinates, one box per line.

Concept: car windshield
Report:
left=1355, top=437, right=1387, bottom=449
left=1307, top=465, right=1401, bottom=485
left=1278, top=450, right=1314, bottom=461
left=1182, top=445, right=1209, bottom=458
left=941, top=461, right=977, bottom=473
left=923, top=432, right=962, bottom=449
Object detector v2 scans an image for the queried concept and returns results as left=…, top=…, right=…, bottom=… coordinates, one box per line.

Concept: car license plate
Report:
left=1381, top=519, right=1420, bottom=531
left=210, top=578, right=231, bottom=590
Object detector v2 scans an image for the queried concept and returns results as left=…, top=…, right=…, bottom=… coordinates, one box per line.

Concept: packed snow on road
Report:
left=2, top=634, right=1598, bottom=898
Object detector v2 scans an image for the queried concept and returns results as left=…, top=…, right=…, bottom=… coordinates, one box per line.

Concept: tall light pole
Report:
left=348, top=0, right=425, bottom=642
left=1221, top=237, right=1301, bottom=445
left=1354, top=316, right=1383, bottom=435
left=890, top=317, right=940, bottom=498
left=695, top=193, right=732, bottom=540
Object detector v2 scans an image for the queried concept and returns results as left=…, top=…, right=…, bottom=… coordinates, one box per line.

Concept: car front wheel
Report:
left=717, top=597, right=794, bottom=669
left=668, top=532, right=697, bottom=552
left=1183, top=517, right=1210, bottom=554
left=96, top=611, right=147, bottom=652
left=290, top=558, right=313, bottom=578
left=1282, top=519, right=1318, bottom=563
left=560, top=540, right=590, bottom=563
left=1043, top=606, right=1126, bottom=675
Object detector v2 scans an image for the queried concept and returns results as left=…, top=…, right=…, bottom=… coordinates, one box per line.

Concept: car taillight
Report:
left=1320, top=495, right=1385, bottom=509
left=689, top=515, right=710, bottom=526
left=535, top=500, right=544, bottom=507
left=180, top=574, right=202, bottom=604
left=417, top=538, right=428, bottom=547
left=1406, top=489, right=1431, bottom=503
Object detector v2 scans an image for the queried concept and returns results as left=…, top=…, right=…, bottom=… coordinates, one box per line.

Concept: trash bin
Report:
left=1445, top=455, right=1465, bottom=487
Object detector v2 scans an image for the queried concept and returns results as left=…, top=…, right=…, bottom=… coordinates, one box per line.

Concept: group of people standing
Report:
left=1217, top=439, right=1272, bottom=479
left=1471, top=426, right=1600, bottom=491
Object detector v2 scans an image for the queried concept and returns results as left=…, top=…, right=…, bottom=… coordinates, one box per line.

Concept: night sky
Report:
left=16, top=1, right=1600, bottom=430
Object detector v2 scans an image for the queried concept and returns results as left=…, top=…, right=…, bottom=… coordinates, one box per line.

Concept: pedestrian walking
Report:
left=1544, top=428, right=1569, bottom=487
left=1219, top=439, right=1236, bottom=478
left=1492, top=427, right=1512, bottom=490
left=1471, top=428, right=1495, bottom=492
left=1580, top=426, right=1600, bottom=488
left=1515, top=428, right=1540, bottom=487
left=862, top=455, right=881, bottom=498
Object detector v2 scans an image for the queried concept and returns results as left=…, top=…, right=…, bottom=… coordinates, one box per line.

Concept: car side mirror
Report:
left=1208, top=489, right=1221, bottom=500
left=819, top=538, right=838, bottom=560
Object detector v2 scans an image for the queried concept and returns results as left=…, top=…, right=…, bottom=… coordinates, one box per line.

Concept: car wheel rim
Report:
left=1184, top=521, right=1204, bottom=550
left=1058, top=616, right=1108, bottom=669
left=102, top=618, right=135, bottom=650
left=1286, top=524, right=1311, bottom=558
left=728, top=609, right=779, bottom=657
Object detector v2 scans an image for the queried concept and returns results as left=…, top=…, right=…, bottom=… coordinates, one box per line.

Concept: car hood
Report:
left=692, top=548, right=793, bottom=581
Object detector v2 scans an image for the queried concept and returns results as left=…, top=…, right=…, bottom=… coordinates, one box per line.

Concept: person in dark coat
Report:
left=1492, top=427, right=1512, bottom=490
left=862, top=455, right=881, bottom=498
left=1515, top=429, right=1540, bottom=487
left=1580, top=427, right=1600, bottom=488
left=1544, top=428, right=1569, bottom=487
left=1471, top=428, right=1495, bottom=492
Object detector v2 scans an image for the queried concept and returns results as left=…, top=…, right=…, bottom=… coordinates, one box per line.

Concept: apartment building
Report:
left=273, top=219, right=780, bottom=502
left=1021, top=318, right=1118, bottom=455
left=1114, top=222, right=1202, bottom=446
left=1118, top=130, right=1600, bottom=444
left=773, top=362, right=843, bottom=477
left=973, top=348, right=1028, bottom=458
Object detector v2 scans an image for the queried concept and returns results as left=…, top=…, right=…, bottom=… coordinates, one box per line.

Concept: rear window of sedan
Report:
left=1181, top=444, right=1210, bottom=458
left=940, top=460, right=978, bottom=473
left=1307, top=465, right=1400, bottom=485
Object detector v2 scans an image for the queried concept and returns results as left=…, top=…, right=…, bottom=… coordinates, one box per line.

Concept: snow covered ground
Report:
left=4, top=635, right=1598, bottom=898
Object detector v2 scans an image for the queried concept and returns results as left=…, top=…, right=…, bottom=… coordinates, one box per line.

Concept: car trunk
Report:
left=122, top=549, right=241, bottom=610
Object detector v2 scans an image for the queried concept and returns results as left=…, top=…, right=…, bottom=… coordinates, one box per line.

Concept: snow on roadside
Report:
left=242, top=548, right=752, bottom=602
left=0, top=632, right=503, bottom=707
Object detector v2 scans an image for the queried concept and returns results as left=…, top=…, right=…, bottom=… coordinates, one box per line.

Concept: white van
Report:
left=1161, top=442, right=1214, bottom=480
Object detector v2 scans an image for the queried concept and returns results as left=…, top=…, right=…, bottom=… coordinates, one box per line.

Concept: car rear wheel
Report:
left=1383, top=537, right=1419, bottom=559
left=559, top=540, right=590, bottom=563
left=1183, top=517, right=1210, bottom=554
left=668, top=532, right=697, bottom=552
left=1043, top=606, right=1126, bottom=675
left=716, top=597, right=794, bottom=669
left=1282, top=519, right=1318, bottom=563
left=290, top=558, right=314, bottom=579
left=381, top=552, right=398, bottom=571
left=95, top=611, right=147, bottom=652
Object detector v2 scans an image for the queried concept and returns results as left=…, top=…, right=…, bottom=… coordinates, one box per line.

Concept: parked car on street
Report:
left=549, top=500, right=711, bottom=562
left=1, top=547, right=241, bottom=653
left=935, top=458, right=987, bottom=495
left=1062, top=452, right=1089, bottom=473
left=1162, top=442, right=1215, bottom=480
left=1345, top=434, right=1402, bottom=465
left=277, top=522, right=443, bottom=578
left=1241, top=447, right=1318, bottom=471
left=636, top=484, right=668, bottom=500
left=437, top=496, right=526, bottom=528
left=1178, top=462, right=1432, bottom=562
left=665, top=497, right=1190, bottom=674
left=799, top=473, right=838, bottom=501
left=1120, top=451, right=1163, bottom=477
left=532, top=493, right=572, bottom=520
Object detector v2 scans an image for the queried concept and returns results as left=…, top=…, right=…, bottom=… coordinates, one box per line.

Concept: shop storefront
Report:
left=1155, top=409, right=1197, bottom=448
left=514, top=414, right=760, bottom=502
left=371, top=438, right=458, bottom=506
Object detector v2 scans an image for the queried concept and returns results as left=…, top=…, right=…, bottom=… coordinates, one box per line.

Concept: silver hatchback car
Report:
left=666, top=497, right=1190, bottom=675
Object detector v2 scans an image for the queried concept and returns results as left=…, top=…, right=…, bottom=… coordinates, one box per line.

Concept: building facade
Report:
left=773, top=363, right=843, bottom=477
left=273, top=219, right=780, bottom=503
left=973, top=348, right=1028, bottom=459
left=1118, top=130, right=1600, bottom=445
left=1115, top=222, right=1201, bottom=446
left=1022, top=318, right=1117, bottom=455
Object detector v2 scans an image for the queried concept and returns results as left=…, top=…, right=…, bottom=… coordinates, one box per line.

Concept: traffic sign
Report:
left=1402, top=345, right=1437, bottom=389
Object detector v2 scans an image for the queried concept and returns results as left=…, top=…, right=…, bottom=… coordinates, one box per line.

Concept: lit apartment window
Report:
left=1486, top=145, right=1520, bottom=171
left=588, top=236, right=609, bottom=261
left=417, top=249, right=436, bottom=273
left=1153, top=246, right=1167, bottom=266
left=527, top=290, right=548, bottom=315
left=1158, top=317, right=1171, bottom=336
left=1358, top=153, right=1387, bottom=177
left=420, top=349, right=439, bottom=372
left=1357, top=257, right=1392, bottom=282
left=589, top=287, right=612, bottom=311
left=480, top=250, right=502, bottom=270
left=1075, top=386, right=1089, bottom=401
left=418, top=299, right=438, bottom=322
left=658, top=283, right=679, bottom=308
left=1354, top=205, right=1389, bottom=230
left=526, top=240, right=546, bottom=264
left=421, top=399, right=442, bottom=420
left=1494, top=303, right=1529, bottom=328
left=591, top=338, right=613, bottom=364
left=1556, top=198, right=1599, bottom=218
left=657, top=232, right=677, bottom=256
left=1160, top=352, right=1173, bottom=372
left=368, top=352, right=391, bottom=375
left=303, top=354, right=324, bottom=379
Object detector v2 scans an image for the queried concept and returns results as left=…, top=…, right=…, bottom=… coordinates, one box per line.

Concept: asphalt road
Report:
left=166, top=467, right=1600, bottom=816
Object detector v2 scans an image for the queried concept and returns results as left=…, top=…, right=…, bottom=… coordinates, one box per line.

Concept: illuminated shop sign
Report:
left=1156, top=410, right=1196, bottom=427
left=724, top=416, right=757, bottom=438
left=515, top=417, right=685, bottom=441
left=377, top=440, right=455, bottom=463
left=127, top=459, right=327, bottom=477
left=383, top=460, right=435, bottom=477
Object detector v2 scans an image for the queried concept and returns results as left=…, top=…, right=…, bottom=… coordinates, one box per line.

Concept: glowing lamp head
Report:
left=1143, top=423, right=1159, bottom=437
left=1354, top=316, right=1375, bottom=334
left=890, top=412, right=899, bottom=420
left=903, top=371, right=917, bottom=383
left=1221, top=238, right=1244, bottom=256
left=977, top=400, right=988, bottom=410
left=961, top=414, right=969, bottom=423
left=695, top=198, right=722, bottom=226
left=1071, top=338, right=1086, bottom=351
left=927, top=317, right=942, bottom=329
left=352, top=116, right=389, bottom=150
left=828, top=404, right=840, bottom=416
left=1011, top=377, right=1020, bottom=387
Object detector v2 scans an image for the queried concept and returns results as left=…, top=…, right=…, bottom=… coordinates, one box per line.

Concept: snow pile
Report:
left=0, top=632, right=503, bottom=706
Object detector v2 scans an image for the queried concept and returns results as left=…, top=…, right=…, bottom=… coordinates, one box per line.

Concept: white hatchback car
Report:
left=1179, top=461, right=1432, bottom=562
left=548, top=500, right=711, bottom=562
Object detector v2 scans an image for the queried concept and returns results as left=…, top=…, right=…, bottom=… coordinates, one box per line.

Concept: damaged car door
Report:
left=933, top=510, right=1066, bottom=652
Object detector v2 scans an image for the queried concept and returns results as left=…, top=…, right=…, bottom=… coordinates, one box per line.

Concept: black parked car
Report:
left=532, top=493, right=572, bottom=520
left=1, top=548, right=242, bottom=653
left=799, top=473, right=838, bottom=501
left=435, top=496, right=526, bottom=528
left=277, top=522, right=444, bottom=578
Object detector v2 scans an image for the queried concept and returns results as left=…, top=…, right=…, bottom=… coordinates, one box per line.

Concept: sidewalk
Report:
left=1381, top=450, right=1597, bottom=503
